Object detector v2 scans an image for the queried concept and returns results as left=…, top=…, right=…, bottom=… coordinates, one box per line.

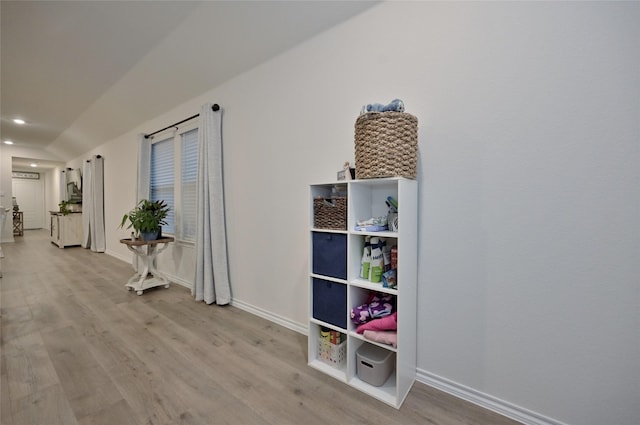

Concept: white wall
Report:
left=45, top=167, right=62, bottom=213
left=69, top=2, right=639, bottom=425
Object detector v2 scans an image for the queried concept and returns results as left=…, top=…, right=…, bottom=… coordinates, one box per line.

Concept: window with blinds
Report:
left=180, top=128, right=198, bottom=241
left=150, top=137, right=175, bottom=234
left=149, top=125, right=199, bottom=242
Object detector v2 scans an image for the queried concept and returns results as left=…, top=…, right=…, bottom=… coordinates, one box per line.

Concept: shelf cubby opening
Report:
left=347, top=339, right=398, bottom=406
left=349, top=234, right=398, bottom=289
left=348, top=286, right=398, bottom=338
left=349, top=181, right=399, bottom=233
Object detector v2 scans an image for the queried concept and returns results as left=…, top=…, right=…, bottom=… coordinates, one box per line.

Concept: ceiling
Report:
left=1, top=1, right=376, bottom=169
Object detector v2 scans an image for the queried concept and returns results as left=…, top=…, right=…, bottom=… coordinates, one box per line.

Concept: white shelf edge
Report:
left=309, top=274, right=347, bottom=284
left=310, top=177, right=409, bottom=187
left=350, top=230, right=398, bottom=238
left=309, top=181, right=350, bottom=186
left=349, top=332, right=398, bottom=353
left=309, top=318, right=347, bottom=333
left=311, top=227, right=348, bottom=234
left=349, top=278, right=398, bottom=295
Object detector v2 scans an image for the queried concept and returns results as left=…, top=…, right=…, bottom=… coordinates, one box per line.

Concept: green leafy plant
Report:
left=58, top=200, right=72, bottom=215
left=120, top=199, right=170, bottom=235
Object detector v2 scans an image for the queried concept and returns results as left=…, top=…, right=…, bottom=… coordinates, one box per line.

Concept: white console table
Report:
left=50, top=212, right=82, bottom=248
left=120, top=237, right=174, bottom=295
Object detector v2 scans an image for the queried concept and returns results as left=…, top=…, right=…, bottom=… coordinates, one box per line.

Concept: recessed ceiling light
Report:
left=13, top=118, right=26, bottom=125
left=3, top=140, right=13, bottom=145
left=30, top=163, right=37, bottom=167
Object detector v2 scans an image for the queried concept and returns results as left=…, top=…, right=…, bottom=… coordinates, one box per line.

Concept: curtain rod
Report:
left=144, top=103, right=220, bottom=139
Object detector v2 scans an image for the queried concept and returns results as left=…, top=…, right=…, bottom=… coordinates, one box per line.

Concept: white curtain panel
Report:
left=81, top=155, right=106, bottom=252
left=132, top=134, right=152, bottom=272
left=81, top=160, right=92, bottom=248
left=90, top=156, right=106, bottom=252
left=194, top=103, right=231, bottom=305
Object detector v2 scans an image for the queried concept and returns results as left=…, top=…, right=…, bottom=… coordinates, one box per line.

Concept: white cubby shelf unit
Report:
left=308, top=177, right=417, bottom=408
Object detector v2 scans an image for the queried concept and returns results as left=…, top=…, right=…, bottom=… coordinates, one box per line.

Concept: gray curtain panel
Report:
left=193, top=102, right=230, bottom=305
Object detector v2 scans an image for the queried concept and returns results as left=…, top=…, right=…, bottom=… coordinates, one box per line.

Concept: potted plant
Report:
left=120, top=199, right=170, bottom=241
left=58, top=200, right=72, bottom=215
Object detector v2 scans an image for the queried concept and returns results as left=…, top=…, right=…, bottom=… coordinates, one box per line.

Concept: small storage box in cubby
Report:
left=318, top=339, right=346, bottom=367
left=312, top=278, right=347, bottom=329
left=356, top=343, right=396, bottom=387
left=312, top=232, right=347, bottom=279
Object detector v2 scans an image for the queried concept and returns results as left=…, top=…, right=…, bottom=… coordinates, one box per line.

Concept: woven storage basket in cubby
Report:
left=313, top=197, right=347, bottom=230
left=354, top=112, right=418, bottom=179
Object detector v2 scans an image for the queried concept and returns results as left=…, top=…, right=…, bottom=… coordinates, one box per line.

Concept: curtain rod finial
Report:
left=212, top=104, right=220, bottom=111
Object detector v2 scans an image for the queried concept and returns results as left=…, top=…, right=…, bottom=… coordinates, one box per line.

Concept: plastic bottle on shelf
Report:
left=360, top=236, right=371, bottom=279
left=370, top=237, right=384, bottom=283
left=381, top=238, right=391, bottom=271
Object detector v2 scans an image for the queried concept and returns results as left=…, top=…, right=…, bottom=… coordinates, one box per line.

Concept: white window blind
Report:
left=150, top=137, right=175, bottom=234
left=180, top=128, right=198, bottom=241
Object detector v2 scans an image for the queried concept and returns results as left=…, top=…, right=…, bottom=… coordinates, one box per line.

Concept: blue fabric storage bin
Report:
left=312, top=278, right=347, bottom=329
left=312, top=232, right=347, bottom=280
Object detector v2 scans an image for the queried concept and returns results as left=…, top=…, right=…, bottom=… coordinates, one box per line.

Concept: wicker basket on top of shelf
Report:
left=354, top=112, right=418, bottom=179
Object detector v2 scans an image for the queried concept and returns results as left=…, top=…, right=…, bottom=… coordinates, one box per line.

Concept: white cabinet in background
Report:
left=50, top=212, right=83, bottom=248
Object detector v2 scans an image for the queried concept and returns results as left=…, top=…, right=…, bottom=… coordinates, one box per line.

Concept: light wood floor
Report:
left=1, top=230, right=521, bottom=425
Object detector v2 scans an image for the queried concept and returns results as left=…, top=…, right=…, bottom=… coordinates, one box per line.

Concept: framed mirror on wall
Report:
left=65, top=168, right=82, bottom=204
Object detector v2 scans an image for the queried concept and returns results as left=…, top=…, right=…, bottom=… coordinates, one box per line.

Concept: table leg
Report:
left=124, top=242, right=172, bottom=295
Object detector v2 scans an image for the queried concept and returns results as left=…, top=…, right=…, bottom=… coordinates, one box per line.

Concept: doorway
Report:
left=12, top=177, right=45, bottom=229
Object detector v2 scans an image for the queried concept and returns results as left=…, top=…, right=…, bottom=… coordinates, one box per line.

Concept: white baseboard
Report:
left=106, top=249, right=130, bottom=264
left=164, top=273, right=191, bottom=289
left=230, top=298, right=308, bottom=335
left=417, top=370, right=568, bottom=425
left=146, top=275, right=306, bottom=336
